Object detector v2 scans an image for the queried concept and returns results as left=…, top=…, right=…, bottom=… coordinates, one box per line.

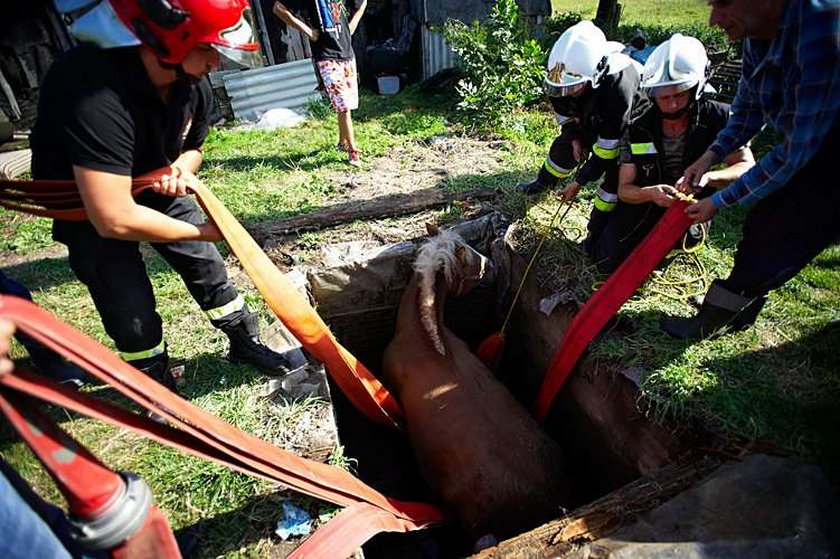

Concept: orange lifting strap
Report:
left=534, top=201, right=694, bottom=421
left=0, top=170, right=445, bottom=556
left=0, top=169, right=404, bottom=429
left=0, top=295, right=445, bottom=558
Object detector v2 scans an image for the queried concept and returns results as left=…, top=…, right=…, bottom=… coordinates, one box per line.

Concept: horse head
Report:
left=413, top=224, right=493, bottom=355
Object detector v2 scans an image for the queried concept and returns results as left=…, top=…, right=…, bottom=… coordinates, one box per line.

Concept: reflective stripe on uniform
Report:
left=592, top=137, right=620, bottom=160
left=630, top=142, right=658, bottom=155
left=119, top=339, right=166, bottom=362
left=205, top=294, right=246, bottom=321
left=594, top=187, right=618, bottom=212
left=554, top=113, right=573, bottom=126
left=543, top=158, right=574, bottom=179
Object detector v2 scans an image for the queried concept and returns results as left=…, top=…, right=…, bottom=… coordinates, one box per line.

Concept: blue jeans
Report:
left=0, top=460, right=104, bottom=559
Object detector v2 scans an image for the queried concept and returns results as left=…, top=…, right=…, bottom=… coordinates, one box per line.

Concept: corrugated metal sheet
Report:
left=0, top=149, right=31, bottom=180
left=422, top=27, right=458, bottom=81
left=222, top=59, right=321, bottom=122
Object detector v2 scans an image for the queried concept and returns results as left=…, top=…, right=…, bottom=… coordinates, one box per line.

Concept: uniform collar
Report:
left=125, top=49, right=192, bottom=106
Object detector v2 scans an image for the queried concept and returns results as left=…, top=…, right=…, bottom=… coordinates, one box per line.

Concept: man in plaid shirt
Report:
left=662, top=0, right=840, bottom=340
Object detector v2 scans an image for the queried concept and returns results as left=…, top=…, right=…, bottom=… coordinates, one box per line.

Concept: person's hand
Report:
left=678, top=151, right=717, bottom=194
left=0, top=318, right=16, bottom=376
left=685, top=197, right=718, bottom=223
left=153, top=166, right=201, bottom=197
left=675, top=173, right=704, bottom=194
left=556, top=181, right=581, bottom=202
left=571, top=138, right=586, bottom=163
left=646, top=184, right=678, bottom=207
left=308, top=28, right=320, bottom=42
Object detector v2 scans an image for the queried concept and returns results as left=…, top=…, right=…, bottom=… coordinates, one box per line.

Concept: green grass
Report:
left=551, top=0, right=710, bottom=26
left=199, top=88, right=450, bottom=226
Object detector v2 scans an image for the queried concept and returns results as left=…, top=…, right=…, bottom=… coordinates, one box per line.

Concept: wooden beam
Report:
left=250, top=186, right=500, bottom=239
left=471, top=457, right=721, bottom=558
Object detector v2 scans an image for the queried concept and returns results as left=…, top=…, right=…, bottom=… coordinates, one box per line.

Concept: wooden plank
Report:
left=471, top=457, right=722, bottom=559
left=250, top=186, right=499, bottom=239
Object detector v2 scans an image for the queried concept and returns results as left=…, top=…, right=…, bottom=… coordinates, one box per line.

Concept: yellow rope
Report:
left=498, top=201, right=574, bottom=336
left=590, top=192, right=710, bottom=300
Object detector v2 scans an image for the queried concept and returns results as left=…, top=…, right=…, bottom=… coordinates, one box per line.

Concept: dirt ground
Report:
left=253, top=136, right=512, bottom=267
left=324, top=136, right=508, bottom=202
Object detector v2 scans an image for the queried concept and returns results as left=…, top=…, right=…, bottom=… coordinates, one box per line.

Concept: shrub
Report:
left=541, top=10, right=583, bottom=49
left=615, top=22, right=738, bottom=63
left=306, top=96, right=332, bottom=120
left=542, top=12, right=739, bottom=63
left=443, top=0, right=546, bottom=130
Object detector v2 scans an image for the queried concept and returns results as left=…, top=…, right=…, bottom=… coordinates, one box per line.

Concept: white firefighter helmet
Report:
left=545, top=21, right=613, bottom=97
left=640, top=34, right=710, bottom=99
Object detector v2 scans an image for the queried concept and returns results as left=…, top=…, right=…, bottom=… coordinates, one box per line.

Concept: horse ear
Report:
left=454, top=244, right=466, bottom=261
left=426, top=222, right=440, bottom=237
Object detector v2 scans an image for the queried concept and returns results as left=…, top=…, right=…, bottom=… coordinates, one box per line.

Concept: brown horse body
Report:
left=382, top=232, right=568, bottom=540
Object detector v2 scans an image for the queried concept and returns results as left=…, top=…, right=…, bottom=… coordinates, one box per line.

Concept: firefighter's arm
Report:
left=73, top=166, right=222, bottom=242
left=618, top=163, right=676, bottom=208
left=577, top=80, right=632, bottom=184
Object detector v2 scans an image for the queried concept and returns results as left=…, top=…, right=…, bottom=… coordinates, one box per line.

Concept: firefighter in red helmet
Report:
left=30, top=0, right=307, bottom=388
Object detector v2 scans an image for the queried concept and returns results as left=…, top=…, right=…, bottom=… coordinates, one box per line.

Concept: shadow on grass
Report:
left=608, top=310, right=840, bottom=482
left=2, top=256, right=76, bottom=292
left=699, top=320, right=840, bottom=480
left=351, top=86, right=458, bottom=124
left=213, top=149, right=337, bottom=174
left=69, top=351, right=267, bottom=408
left=175, top=488, right=298, bottom=558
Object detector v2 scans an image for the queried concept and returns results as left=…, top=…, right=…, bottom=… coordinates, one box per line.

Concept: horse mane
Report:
left=413, top=229, right=465, bottom=356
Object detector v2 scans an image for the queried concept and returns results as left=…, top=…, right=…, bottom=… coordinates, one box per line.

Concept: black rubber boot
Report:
left=517, top=178, right=548, bottom=195
left=661, top=280, right=766, bottom=340
left=129, top=351, right=176, bottom=390
left=20, top=334, right=90, bottom=388
left=221, top=310, right=308, bottom=376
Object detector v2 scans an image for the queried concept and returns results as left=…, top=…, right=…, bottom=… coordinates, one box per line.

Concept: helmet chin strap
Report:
left=157, top=57, right=203, bottom=85
left=660, top=106, right=690, bottom=120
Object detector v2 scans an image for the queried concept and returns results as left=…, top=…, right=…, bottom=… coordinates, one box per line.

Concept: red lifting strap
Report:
left=534, top=201, right=694, bottom=421
left=0, top=170, right=404, bottom=429
left=0, top=296, right=446, bottom=558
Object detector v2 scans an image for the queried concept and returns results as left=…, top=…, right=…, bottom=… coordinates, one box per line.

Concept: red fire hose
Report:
left=533, top=201, right=694, bottom=421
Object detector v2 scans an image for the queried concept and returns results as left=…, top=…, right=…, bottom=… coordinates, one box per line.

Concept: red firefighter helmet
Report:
left=110, top=0, right=261, bottom=67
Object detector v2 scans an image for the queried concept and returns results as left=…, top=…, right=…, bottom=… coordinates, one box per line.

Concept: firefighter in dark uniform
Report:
left=593, top=34, right=754, bottom=274
left=518, top=21, right=640, bottom=252
left=30, top=0, right=305, bottom=387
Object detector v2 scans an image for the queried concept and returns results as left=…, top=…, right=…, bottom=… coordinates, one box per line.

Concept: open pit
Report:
left=272, top=213, right=838, bottom=558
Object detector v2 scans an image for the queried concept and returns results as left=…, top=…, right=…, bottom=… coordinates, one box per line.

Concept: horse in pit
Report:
left=382, top=225, right=568, bottom=543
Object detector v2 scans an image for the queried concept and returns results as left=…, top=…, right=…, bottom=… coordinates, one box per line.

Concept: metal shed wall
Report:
left=222, top=58, right=321, bottom=122
left=421, top=27, right=457, bottom=81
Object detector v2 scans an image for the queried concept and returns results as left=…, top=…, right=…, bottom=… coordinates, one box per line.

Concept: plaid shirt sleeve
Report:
left=708, top=46, right=766, bottom=160
left=711, top=2, right=840, bottom=209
